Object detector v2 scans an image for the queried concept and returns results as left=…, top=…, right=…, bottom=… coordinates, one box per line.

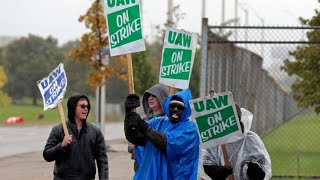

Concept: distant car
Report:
left=5, top=116, right=25, bottom=124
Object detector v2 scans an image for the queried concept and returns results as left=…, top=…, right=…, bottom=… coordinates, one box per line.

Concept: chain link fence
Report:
left=200, top=18, right=320, bottom=179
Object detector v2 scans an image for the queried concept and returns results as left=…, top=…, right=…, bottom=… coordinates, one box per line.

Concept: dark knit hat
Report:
left=169, top=95, right=184, bottom=107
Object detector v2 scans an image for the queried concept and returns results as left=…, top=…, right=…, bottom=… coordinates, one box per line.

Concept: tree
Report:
left=282, top=6, right=320, bottom=113
left=189, top=49, right=201, bottom=97
left=148, top=41, right=163, bottom=71
left=0, top=66, right=11, bottom=107
left=68, top=0, right=127, bottom=90
left=60, top=40, right=94, bottom=97
left=155, top=5, right=186, bottom=42
left=2, top=34, right=63, bottom=105
left=132, top=48, right=157, bottom=95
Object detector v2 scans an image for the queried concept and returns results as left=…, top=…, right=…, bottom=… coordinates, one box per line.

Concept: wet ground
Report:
left=0, top=122, right=124, bottom=158
left=0, top=139, right=134, bottom=180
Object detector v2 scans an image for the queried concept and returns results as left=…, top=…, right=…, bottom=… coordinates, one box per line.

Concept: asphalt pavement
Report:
left=0, top=122, right=124, bottom=158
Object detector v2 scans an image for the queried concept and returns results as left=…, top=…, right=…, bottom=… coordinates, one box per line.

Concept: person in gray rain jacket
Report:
left=127, top=83, right=169, bottom=171
left=43, top=95, right=108, bottom=180
left=200, top=104, right=272, bottom=180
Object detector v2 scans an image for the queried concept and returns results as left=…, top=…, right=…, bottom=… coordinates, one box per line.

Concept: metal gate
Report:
left=200, top=18, right=320, bottom=179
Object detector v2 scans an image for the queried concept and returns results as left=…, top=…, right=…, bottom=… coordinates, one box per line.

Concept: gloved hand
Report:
left=139, top=118, right=149, bottom=134
left=247, top=162, right=265, bottom=180
left=124, top=112, right=146, bottom=146
left=203, top=165, right=233, bottom=180
left=125, top=112, right=143, bottom=130
left=124, top=94, right=140, bottom=114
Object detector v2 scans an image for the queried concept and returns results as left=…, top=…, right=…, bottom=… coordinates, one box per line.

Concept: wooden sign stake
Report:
left=127, top=54, right=135, bottom=94
left=57, top=101, right=69, bottom=136
left=221, top=144, right=233, bottom=180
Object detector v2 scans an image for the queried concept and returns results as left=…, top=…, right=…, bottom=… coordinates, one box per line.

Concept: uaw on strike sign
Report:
left=105, top=0, right=145, bottom=56
left=159, top=27, right=197, bottom=89
left=37, top=63, right=67, bottom=111
left=190, top=92, right=243, bottom=149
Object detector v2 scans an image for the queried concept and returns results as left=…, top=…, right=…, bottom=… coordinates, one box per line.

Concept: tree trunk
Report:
left=32, top=89, right=37, bottom=106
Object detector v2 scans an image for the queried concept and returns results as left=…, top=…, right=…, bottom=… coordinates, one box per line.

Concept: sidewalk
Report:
left=0, top=139, right=134, bottom=180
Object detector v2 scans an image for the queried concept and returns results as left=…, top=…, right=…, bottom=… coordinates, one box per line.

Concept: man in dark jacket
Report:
left=43, top=95, right=108, bottom=180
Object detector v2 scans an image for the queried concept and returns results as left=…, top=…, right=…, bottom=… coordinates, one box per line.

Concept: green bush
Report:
left=0, top=91, right=12, bottom=107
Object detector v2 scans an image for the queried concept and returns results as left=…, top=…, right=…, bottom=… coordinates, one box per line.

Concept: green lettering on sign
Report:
left=108, top=5, right=142, bottom=48
left=160, top=48, right=192, bottom=80
left=193, top=95, right=229, bottom=112
left=107, top=0, right=136, bottom=7
left=168, top=31, right=191, bottom=48
left=195, top=106, right=239, bottom=143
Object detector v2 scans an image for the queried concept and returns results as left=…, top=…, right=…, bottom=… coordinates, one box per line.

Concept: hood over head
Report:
left=235, top=103, right=253, bottom=135
left=240, top=107, right=253, bottom=135
left=67, top=95, right=91, bottom=124
left=164, top=88, right=193, bottom=122
left=143, top=83, right=169, bottom=118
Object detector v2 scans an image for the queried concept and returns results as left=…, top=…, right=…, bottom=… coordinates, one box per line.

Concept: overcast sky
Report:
left=0, top=0, right=318, bottom=44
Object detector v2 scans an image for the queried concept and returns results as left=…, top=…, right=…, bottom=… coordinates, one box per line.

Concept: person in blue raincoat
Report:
left=124, top=88, right=200, bottom=180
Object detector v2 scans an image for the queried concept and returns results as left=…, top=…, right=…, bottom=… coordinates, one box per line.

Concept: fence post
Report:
left=200, top=18, right=208, bottom=97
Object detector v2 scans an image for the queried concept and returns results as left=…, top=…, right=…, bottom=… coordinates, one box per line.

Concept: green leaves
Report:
left=282, top=7, right=320, bottom=113
left=68, top=0, right=127, bottom=90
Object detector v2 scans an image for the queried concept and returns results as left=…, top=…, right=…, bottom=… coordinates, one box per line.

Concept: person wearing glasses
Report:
left=43, top=95, right=108, bottom=180
left=124, top=88, right=200, bottom=180
left=127, top=83, right=169, bottom=171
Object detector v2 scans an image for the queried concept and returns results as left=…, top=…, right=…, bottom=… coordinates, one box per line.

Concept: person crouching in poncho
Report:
left=200, top=104, right=272, bottom=180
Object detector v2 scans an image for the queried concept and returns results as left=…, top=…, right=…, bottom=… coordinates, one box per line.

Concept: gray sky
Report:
left=0, top=0, right=318, bottom=44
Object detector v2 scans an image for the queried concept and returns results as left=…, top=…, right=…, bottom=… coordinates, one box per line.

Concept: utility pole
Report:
left=221, top=0, right=225, bottom=34
left=168, top=0, right=173, bottom=24
left=234, top=0, right=238, bottom=40
left=222, top=0, right=225, bottom=24
left=202, top=0, right=206, bottom=18
left=96, top=0, right=106, bottom=136
left=244, top=9, right=248, bottom=48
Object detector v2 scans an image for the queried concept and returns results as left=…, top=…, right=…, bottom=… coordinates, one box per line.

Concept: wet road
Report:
left=0, top=122, right=124, bottom=158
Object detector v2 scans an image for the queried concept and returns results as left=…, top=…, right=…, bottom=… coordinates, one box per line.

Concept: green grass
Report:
left=262, top=114, right=320, bottom=178
left=0, top=98, right=124, bottom=125
left=1, top=101, right=71, bottom=125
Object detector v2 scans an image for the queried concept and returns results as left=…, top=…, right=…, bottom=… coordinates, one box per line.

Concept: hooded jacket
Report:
left=134, top=89, right=200, bottom=180
left=43, top=95, right=108, bottom=180
left=200, top=108, right=272, bottom=180
left=128, top=84, right=169, bottom=158
left=142, top=83, right=169, bottom=119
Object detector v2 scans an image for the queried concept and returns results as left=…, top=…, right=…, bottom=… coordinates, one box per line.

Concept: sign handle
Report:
left=169, top=86, right=175, bottom=95
left=126, top=54, right=135, bottom=94
left=58, top=102, right=69, bottom=136
left=221, top=144, right=233, bottom=180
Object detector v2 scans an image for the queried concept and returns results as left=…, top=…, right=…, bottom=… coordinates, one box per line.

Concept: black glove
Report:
left=124, top=112, right=147, bottom=146
left=247, top=162, right=265, bottom=180
left=124, top=94, right=140, bottom=114
left=139, top=118, right=149, bottom=134
left=203, top=165, right=233, bottom=180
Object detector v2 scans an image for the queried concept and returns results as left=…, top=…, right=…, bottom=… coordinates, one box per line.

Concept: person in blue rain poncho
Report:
left=124, top=88, right=200, bottom=180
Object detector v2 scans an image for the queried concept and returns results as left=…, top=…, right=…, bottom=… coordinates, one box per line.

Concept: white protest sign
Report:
left=159, top=27, right=198, bottom=89
left=190, top=92, right=243, bottom=149
left=105, top=0, right=146, bottom=56
left=37, top=63, right=67, bottom=111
